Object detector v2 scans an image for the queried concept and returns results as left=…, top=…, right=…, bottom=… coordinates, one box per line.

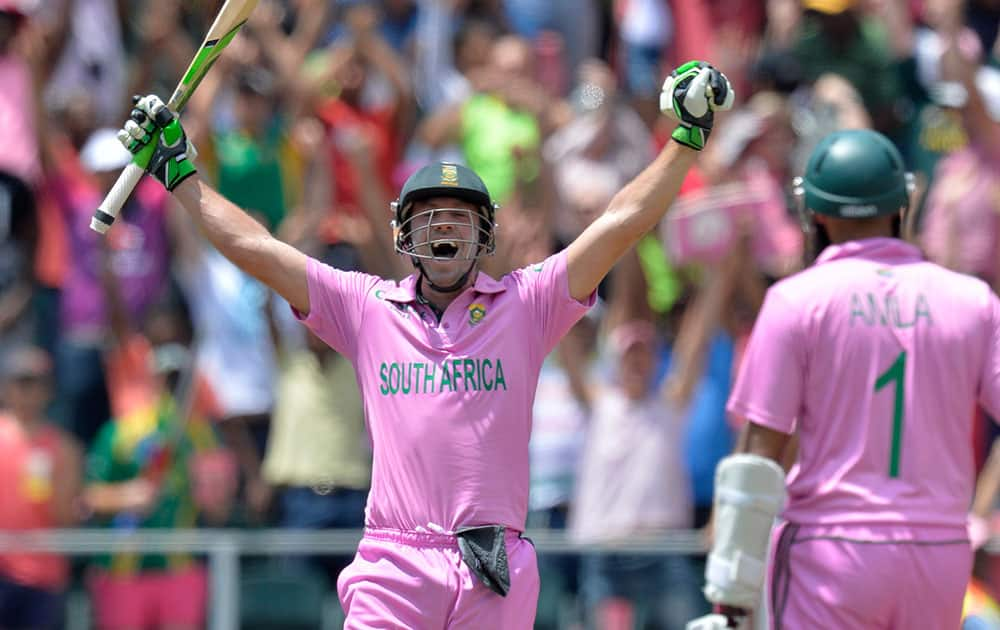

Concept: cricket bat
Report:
left=89, top=0, right=259, bottom=234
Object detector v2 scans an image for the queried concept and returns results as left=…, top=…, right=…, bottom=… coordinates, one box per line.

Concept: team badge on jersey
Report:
left=468, top=303, right=487, bottom=326
left=441, top=164, right=459, bottom=186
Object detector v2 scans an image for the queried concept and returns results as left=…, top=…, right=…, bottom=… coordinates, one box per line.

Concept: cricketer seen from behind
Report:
left=688, top=129, right=1000, bottom=630
left=113, top=61, right=733, bottom=628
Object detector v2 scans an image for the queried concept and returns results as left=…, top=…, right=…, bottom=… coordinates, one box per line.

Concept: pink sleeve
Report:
left=726, top=285, right=805, bottom=434
left=979, top=292, right=1000, bottom=420
left=513, top=250, right=596, bottom=357
left=292, top=257, right=380, bottom=361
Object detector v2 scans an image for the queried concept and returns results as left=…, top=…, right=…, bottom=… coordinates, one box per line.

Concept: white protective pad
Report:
left=703, top=454, right=786, bottom=610
left=686, top=613, right=749, bottom=630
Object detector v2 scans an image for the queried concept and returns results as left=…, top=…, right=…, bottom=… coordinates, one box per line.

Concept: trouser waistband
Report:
left=362, top=526, right=523, bottom=549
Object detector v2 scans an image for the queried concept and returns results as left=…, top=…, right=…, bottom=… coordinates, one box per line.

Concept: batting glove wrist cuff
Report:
left=150, top=147, right=197, bottom=191
left=672, top=123, right=709, bottom=151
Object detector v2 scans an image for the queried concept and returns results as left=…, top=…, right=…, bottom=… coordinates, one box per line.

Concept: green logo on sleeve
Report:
left=378, top=357, right=507, bottom=396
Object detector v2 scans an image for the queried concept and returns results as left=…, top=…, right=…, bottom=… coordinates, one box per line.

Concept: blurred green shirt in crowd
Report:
left=460, top=94, right=541, bottom=204
left=86, top=395, right=221, bottom=573
left=793, top=13, right=901, bottom=123
left=211, top=118, right=302, bottom=233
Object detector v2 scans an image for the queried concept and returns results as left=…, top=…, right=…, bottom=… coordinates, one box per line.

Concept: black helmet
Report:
left=391, top=162, right=498, bottom=261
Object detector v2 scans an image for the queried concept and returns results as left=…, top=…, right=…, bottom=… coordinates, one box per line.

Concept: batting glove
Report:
left=118, top=95, right=198, bottom=191
left=660, top=61, right=735, bottom=151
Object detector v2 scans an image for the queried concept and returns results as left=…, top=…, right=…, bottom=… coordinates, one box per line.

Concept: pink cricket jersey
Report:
left=296, top=251, right=594, bottom=532
left=728, top=238, right=1000, bottom=530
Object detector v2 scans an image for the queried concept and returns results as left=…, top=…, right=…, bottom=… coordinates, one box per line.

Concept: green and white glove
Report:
left=117, top=95, right=198, bottom=191
left=660, top=61, right=735, bottom=151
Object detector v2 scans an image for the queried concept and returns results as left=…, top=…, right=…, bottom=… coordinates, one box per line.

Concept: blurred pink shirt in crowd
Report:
left=728, top=238, right=1000, bottom=535
left=295, top=250, right=594, bottom=532
left=0, top=55, right=39, bottom=184
left=920, top=146, right=1000, bottom=286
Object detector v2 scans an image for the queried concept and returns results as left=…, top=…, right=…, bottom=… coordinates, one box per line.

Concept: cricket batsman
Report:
left=115, top=60, right=732, bottom=628
left=688, top=128, right=1000, bottom=629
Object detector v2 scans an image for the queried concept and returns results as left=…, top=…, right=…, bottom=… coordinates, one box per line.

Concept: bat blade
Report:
left=167, top=0, right=260, bottom=111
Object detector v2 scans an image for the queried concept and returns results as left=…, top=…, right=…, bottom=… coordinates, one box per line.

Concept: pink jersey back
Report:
left=728, top=238, right=1000, bottom=530
left=296, top=251, right=593, bottom=532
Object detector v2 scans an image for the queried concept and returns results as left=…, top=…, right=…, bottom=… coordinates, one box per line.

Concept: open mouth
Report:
left=431, top=241, right=460, bottom=259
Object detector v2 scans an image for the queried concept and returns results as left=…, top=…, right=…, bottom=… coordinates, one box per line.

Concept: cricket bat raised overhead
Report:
left=90, top=0, right=259, bottom=234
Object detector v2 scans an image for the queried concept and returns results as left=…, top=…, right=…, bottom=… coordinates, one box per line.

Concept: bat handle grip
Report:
left=89, top=163, right=145, bottom=234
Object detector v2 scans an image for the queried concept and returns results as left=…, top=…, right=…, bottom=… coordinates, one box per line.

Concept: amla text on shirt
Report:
left=850, top=291, right=934, bottom=328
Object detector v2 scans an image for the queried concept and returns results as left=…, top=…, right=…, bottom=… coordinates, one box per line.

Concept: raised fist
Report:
left=660, top=61, right=735, bottom=151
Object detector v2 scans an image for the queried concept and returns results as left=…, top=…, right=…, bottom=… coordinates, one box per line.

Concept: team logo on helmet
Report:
left=441, top=164, right=460, bottom=186
left=468, top=303, right=487, bottom=326
left=839, top=204, right=878, bottom=218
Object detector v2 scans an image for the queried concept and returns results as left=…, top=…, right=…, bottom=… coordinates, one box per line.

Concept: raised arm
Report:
left=565, top=61, right=733, bottom=301
left=117, top=95, right=312, bottom=315
left=172, top=177, right=311, bottom=313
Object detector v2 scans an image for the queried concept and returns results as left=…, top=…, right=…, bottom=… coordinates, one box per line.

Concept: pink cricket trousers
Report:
left=767, top=522, right=972, bottom=630
left=338, top=527, right=540, bottom=629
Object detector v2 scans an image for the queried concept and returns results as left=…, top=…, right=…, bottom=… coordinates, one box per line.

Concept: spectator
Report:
left=83, top=298, right=236, bottom=630
left=412, top=9, right=500, bottom=134
left=613, top=0, right=674, bottom=128
left=324, top=0, right=419, bottom=54
left=170, top=225, right=277, bottom=525
left=0, top=1, right=49, bottom=366
left=787, top=72, right=874, bottom=179
left=209, top=66, right=301, bottom=234
left=528, top=308, right=599, bottom=530
left=45, top=127, right=173, bottom=446
left=0, top=168, right=36, bottom=367
left=764, top=0, right=902, bottom=132
left=262, top=320, right=371, bottom=578
left=570, top=320, right=703, bottom=630
left=527, top=307, right=601, bottom=629
left=502, top=0, right=599, bottom=79
left=697, top=90, right=804, bottom=277
left=919, top=27, right=1000, bottom=291
left=0, top=0, right=42, bottom=187
left=0, top=345, right=82, bottom=630
left=380, top=0, right=419, bottom=53
left=42, top=0, right=127, bottom=126
left=544, top=58, right=652, bottom=249
left=418, top=34, right=571, bottom=205
left=306, top=1, right=414, bottom=268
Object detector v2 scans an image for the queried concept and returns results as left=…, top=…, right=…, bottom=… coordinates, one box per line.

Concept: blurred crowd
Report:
left=0, top=0, right=999, bottom=628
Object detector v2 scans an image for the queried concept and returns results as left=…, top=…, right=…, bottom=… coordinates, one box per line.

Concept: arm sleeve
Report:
left=513, top=250, right=596, bottom=358
left=979, top=291, right=1000, bottom=420
left=726, top=286, right=806, bottom=434
left=292, top=257, right=380, bottom=361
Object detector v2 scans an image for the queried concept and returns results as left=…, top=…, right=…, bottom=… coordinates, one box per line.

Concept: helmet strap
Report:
left=804, top=217, right=832, bottom=266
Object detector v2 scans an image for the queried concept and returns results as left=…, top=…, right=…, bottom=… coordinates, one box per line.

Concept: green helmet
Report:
left=391, top=162, right=498, bottom=260
left=798, top=129, right=910, bottom=218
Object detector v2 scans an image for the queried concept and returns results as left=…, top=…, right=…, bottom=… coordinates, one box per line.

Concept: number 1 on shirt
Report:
left=875, top=351, right=906, bottom=478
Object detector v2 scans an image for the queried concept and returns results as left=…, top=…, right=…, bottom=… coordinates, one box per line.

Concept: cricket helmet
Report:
left=391, top=162, right=498, bottom=262
left=794, top=129, right=912, bottom=219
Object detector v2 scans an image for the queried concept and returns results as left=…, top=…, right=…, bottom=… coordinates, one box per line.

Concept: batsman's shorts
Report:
left=767, top=522, right=971, bottom=630
left=338, top=527, right=540, bottom=629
